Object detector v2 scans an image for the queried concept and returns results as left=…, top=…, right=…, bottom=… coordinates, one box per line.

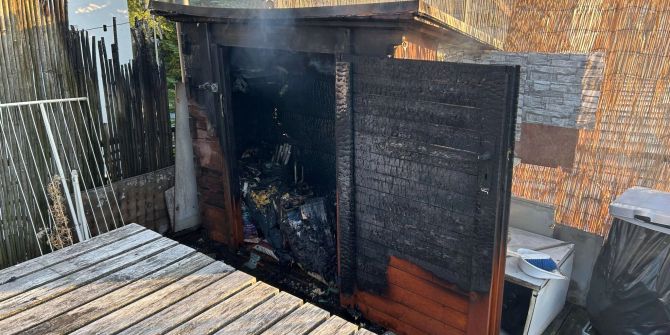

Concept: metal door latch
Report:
left=478, top=152, right=491, bottom=161
left=198, top=82, right=218, bottom=93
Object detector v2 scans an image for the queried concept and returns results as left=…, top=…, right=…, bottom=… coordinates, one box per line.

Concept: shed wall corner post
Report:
left=335, top=60, right=356, bottom=295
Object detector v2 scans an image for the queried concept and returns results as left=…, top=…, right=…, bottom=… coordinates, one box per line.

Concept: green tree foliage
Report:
left=127, top=0, right=181, bottom=116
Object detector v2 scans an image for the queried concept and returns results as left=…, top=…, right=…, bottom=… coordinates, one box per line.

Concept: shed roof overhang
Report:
left=150, top=1, right=418, bottom=22
left=149, top=1, right=499, bottom=50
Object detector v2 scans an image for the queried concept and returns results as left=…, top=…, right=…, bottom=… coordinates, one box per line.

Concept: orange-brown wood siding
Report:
left=393, top=35, right=439, bottom=61
left=339, top=38, right=502, bottom=335
left=189, top=102, right=243, bottom=247
left=342, top=257, right=471, bottom=335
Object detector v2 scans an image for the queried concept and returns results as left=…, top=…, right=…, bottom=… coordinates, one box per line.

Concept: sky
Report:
left=67, top=1, right=133, bottom=64
left=68, top=1, right=134, bottom=121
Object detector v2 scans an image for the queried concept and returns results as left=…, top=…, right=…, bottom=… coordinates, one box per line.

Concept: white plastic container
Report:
left=609, top=186, right=670, bottom=234
left=509, top=248, right=566, bottom=280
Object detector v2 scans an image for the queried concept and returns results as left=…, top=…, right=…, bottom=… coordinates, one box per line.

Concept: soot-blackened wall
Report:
left=280, top=71, right=336, bottom=191
left=231, top=48, right=336, bottom=192
left=337, top=57, right=518, bottom=296
left=352, top=101, right=482, bottom=294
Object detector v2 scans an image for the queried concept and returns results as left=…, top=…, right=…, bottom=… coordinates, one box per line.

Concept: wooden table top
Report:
left=0, top=224, right=373, bottom=335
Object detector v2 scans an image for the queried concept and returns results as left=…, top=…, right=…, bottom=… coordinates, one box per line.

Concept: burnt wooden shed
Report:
left=151, top=1, right=519, bottom=334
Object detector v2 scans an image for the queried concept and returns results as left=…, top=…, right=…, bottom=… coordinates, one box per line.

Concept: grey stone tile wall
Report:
left=439, top=48, right=605, bottom=140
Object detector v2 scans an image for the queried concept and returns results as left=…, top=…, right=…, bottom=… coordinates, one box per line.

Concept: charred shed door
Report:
left=335, top=56, right=519, bottom=334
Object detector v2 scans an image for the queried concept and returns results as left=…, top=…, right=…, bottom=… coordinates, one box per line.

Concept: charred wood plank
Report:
left=335, top=61, right=356, bottom=295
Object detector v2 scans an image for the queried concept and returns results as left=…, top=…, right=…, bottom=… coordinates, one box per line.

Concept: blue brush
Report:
left=524, top=258, right=558, bottom=272
left=509, top=248, right=559, bottom=272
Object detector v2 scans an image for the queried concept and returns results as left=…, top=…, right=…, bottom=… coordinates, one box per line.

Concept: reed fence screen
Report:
left=506, top=0, right=670, bottom=236
left=0, top=0, right=173, bottom=268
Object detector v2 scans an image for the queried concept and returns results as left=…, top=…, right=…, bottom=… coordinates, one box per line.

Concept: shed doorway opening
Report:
left=230, top=47, right=338, bottom=285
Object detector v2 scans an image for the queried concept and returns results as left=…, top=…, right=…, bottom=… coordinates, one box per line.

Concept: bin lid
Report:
left=610, top=187, right=670, bottom=234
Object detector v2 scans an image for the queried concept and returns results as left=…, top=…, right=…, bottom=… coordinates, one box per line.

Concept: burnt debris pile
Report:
left=230, top=48, right=337, bottom=285
left=239, top=143, right=337, bottom=284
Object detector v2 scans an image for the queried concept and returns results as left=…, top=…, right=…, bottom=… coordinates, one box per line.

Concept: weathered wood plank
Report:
left=355, top=328, right=377, bottom=335
left=82, top=169, right=175, bottom=234
left=0, top=224, right=144, bottom=285
left=0, top=244, right=195, bottom=334
left=0, top=235, right=174, bottom=320
left=354, top=113, right=481, bottom=153
left=0, top=224, right=367, bottom=335
left=21, top=252, right=214, bottom=335
left=76, top=264, right=247, bottom=334
left=167, top=282, right=279, bottom=335
left=213, top=292, right=303, bottom=335
left=260, top=303, right=330, bottom=335
left=54, top=254, right=217, bottom=334
left=0, top=228, right=159, bottom=303
left=119, top=270, right=256, bottom=335
left=310, top=316, right=359, bottom=335
left=353, top=94, right=482, bottom=131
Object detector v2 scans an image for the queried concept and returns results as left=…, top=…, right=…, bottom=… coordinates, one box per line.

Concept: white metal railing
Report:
left=0, top=98, right=124, bottom=256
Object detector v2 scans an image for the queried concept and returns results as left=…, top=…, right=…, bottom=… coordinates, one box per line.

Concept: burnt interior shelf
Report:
left=0, top=224, right=370, bottom=335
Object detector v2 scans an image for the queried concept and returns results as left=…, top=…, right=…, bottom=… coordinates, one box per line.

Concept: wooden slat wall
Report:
left=344, top=257, right=470, bottom=335
left=0, top=0, right=173, bottom=182
left=0, top=0, right=72, bottom=103
left=80, top=166, right=175, bottom=236
left=505, top=0, right=670, bottom=235
left=418, top=0, right=514, bottom=49
left=340, top=52, right=516, bottom=335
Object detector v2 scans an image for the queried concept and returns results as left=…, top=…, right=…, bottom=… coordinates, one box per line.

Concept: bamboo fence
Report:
left=0, top=0, right=174, bottom=268
left=98, top=20, right=174, bottom=181
left=506, top=0, right=670, bottom=235
left=0, top=0, right=79, bottom=268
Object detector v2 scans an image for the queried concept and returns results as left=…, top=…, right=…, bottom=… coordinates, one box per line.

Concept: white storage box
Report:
left=609, top=186, right=670, bottom=234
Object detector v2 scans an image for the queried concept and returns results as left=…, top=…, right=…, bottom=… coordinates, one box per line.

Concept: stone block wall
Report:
left=439, top=48, right=605, bottom=140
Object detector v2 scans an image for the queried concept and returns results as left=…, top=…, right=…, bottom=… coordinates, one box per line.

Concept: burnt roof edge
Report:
left=149, top=1, right=420, bottom=22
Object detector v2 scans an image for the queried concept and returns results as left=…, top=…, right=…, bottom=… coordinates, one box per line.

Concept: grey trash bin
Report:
left=587, top=187, right=670, bottom=335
